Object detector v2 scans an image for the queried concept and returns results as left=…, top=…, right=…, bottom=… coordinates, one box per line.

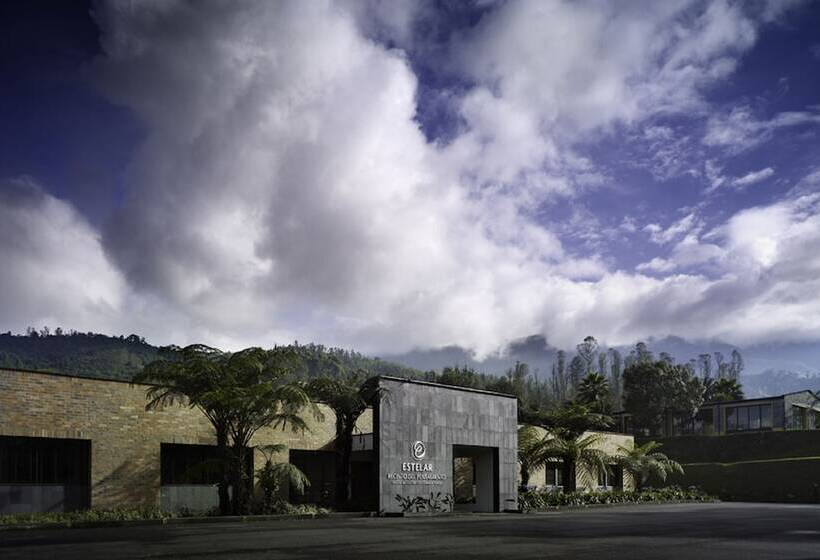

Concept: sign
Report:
left=385, top=440, right=447, bottom=485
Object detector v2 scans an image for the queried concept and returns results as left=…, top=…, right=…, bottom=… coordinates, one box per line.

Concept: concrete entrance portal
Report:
left=452, top=445, right=499, bottom=512
left=376, top=376, right=518, bottom=514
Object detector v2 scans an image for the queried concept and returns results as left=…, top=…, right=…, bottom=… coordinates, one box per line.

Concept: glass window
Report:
left=726, top=408, right=737, bottom=432
left=749, top=406, right=761, bottom=430
left=760, top=405, right=773, bottom=428
left=737, top=407, right=749, bottom=431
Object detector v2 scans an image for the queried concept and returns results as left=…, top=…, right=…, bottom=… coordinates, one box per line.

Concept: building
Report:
left=613, top=390, right=820, bottom=438
left=0, top=367, right=633, bottom=515
left=523, top=427, right=635, bottom=493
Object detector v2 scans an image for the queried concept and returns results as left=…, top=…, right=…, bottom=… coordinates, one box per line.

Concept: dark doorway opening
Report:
left=0, top=435, right=90, bottom=514
left=452, top=445, right=499, bottom=512
left=289, top=450, right=336, bottom=506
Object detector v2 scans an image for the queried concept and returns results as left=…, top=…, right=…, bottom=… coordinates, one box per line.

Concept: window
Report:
left=726, top=404, right=775, bottom=433
left=597, top=465, right=623, bottom=490
left=726, top=408, right=737, bottom=432
left=749, top=406, right=760, bottom=430
left=161, top=443, right=226, bottom=485
left=761, top=405, right=773, bottom=428
left=545, top=462, right=563, bottom=488
left=0, top=436, right=90, bottom=485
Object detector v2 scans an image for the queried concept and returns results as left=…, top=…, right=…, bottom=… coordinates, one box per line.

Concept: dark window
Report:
left=761, top=405, right=773, bottom=428
left=737, top=407, right=749, bottom=431
left=289, top=450, right=335, bottom=505
left=727, top=404, right=775, bottom=433
left=749, top=406, right=760, bottom=430
left=726, top=408, right=737, bottom=432
left=0, top=436, right=90, bottom=485
left=545, top=462, right=563, bottom=487
left=161, top=443, right=227, bottom=485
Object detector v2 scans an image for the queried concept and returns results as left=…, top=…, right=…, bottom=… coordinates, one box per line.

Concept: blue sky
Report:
left=1, top=1, right=820, bottom=360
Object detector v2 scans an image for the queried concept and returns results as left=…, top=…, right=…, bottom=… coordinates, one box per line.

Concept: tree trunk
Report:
left=520, top=463, right=530, bottom=489
left=216, top=427, right=231, bottom=516
left=335, top=420, right=354, bottom=510
left=231, top=444, right=249, bottom=515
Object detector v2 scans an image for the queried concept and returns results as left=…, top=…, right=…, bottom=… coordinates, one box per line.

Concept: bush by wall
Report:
left=519, top=486, right=713, bottom=512
left=0, top=507, right=170, bottom=527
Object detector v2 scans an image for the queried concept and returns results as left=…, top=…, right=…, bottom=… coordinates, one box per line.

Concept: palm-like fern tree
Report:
left=518, top=425, right=550, bottom=489
left=135, top=345, right=318, bottom=514
left=307, top=370, right=387, bottom=509
left=256, top=444, right=311, bottom=512
left=539, top=432, right=613, bottom=492
left=615, top=441, right=683, bottom=491
left=576, top=372, right=612, bottom=413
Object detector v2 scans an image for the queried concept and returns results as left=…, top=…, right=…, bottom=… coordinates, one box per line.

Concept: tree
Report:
left=540, top=432, right=612, bottom=492
left=615, top=441, right=683, bottom=491
left=518, top=425, right=550, bottom=489
left=576, top=372, right=611, bottom=414
left=729, top=349, right=744, bottom=381
left=704, top=378, right=744, bottom=402
left=256, top=444, right=310, bottom=513
left=622, top=360, right=704, bottom=435
left=714, top=352, right=728, bottom=379
left=633, top=342, right=653, bottom=365
left=135, top=345, right=317, bottom=515
left=576, top=336, right=599, bottom=376
left=608, top=348, right=623, bottom=408
left=698, top=353, right=712, bottom=379
left=307, top=370, right=387, bottom=509
left=568, top=356, right=586, bottom=392
left=523, top=402, right=612, bottom=440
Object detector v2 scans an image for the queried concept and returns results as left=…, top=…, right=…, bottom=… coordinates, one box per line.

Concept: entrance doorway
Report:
left=452, top=445, right=498, bottom=512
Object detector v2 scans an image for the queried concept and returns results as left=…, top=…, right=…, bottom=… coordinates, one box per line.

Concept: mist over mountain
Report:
left=384, top=334, right=820, bottom=397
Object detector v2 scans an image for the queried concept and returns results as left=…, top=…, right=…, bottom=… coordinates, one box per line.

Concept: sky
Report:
left=1, top=0, right=820, bottom=360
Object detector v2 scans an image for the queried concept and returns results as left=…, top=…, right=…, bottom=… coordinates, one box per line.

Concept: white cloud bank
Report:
left=2, top=0, right=819, bottom=354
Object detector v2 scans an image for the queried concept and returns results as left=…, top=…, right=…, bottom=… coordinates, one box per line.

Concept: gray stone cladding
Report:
left=376, top=376, right=518, bottom=513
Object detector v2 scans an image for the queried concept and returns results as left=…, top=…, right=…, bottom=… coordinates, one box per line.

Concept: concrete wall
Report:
left=526, top=428, right=635, bottom=492
left=377, top=377, right=518, bottom=513
left=0, top=368, right=371, bottom=511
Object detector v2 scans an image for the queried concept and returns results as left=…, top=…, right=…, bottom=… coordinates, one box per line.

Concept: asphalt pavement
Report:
left=1, top=502, right=819, bottom=559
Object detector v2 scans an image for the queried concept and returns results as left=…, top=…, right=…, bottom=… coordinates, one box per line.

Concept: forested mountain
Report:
left=0, top=330, right=421, bottom=382
left=0, top=330, right=168, bottom=380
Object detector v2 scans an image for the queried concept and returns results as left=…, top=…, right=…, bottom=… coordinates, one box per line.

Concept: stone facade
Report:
left=0, top=368, right=371, bottom=509
left=377, top=376, right=519, bottom=513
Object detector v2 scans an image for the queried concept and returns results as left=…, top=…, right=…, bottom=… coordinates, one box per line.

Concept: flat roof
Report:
left=378, top=375, right=518, bottom=400
left=0, top=365, right=137, bottom=385
left=0, top=368, right=519, bottom=401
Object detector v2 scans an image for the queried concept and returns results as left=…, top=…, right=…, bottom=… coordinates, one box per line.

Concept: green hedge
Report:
left=0, top=507, right=169, bottom=527
left=644, top=431, right=820, bottom=463
left=669, top=457, right=820, bottom=503
left=0, top=503, right=331, bottom=527
left=519, top=486, right=714, bottom=512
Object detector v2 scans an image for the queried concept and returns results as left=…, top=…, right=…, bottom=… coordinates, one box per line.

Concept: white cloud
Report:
left=0, top=177, right=126, bottom=332
left=644, top=213, right=699, bottom=245
left=704, top=105, right=820, bottom=153
left=731, top=167, right=775, bottom=187
left=4, top=0, right=819, bottom=357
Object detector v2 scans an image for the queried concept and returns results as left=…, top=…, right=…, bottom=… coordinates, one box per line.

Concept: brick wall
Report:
left=0, top=368, right=371, bottom=509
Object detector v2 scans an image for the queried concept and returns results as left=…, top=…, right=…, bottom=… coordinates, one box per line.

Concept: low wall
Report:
left=645, top=430, right=820, bottom=463
left=669, top=457, right=820, bottom=503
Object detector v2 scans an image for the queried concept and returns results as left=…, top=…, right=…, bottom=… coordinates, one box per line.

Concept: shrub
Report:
left=518, top=486, right=713, bottom=512
left=0, top=507, right=169, bottom=527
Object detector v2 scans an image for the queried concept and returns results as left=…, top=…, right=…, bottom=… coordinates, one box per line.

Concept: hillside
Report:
left=0, top=330, right=422, bottom=382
